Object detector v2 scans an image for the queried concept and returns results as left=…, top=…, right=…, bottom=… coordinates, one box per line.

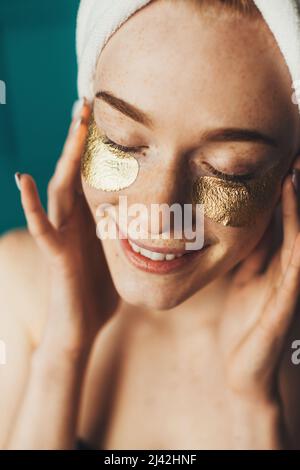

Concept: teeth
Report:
left=131, top=242, right=140, bottom=254
left=128, top=240, right=184, bottom=261
left=166, top=254, right=176, bottom=261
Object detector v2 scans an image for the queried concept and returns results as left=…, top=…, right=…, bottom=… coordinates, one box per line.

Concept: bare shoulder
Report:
left=0, top=229, right=49, bottom=447
left=0, top=228, right=48, bottom=345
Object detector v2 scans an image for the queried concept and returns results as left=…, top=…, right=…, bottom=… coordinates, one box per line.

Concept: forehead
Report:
left=95, top=0, right=297, bottom=143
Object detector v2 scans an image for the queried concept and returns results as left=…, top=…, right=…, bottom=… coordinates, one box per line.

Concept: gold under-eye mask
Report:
left=191, top=163, right=283, bottom=227
left=81, top=115, right=139, bottom=191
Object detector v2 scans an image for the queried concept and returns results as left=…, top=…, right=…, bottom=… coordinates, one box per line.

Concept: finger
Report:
left=274, top=231, right=300, bottom=327
left=56, top=99, right=91, bottom=185
left=48, top=99, right=91, bottom=227
left=281, top=174, right=299, bottom=273
left=18, top=173, right=60, bottom=257
left=263, top=175, right=298, bottom=288
left=242, top=233, right=300, bottom=377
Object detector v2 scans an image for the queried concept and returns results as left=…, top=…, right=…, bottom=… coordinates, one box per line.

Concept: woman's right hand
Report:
left=17, top=99, right=119, bottom=358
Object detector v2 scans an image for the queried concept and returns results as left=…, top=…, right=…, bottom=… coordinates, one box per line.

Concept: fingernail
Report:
left=71, top=97, right=85, bottom=119
left=72, top=117, right=83, bottom=134
left=14, top=172, right=21, bottom=191
left=292, top=169, right=299, bottom=194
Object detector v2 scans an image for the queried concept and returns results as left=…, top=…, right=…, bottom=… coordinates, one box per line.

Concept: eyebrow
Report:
left=95, top=90, right=154, bottom=128
left=95, top=90, right=277, bottom=148
left=201, top=128, right=277, bottom=148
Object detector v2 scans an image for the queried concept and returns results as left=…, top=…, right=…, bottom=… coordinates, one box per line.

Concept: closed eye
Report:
left=102, top=134, right=257, bottom=182
left=205, top=163, right=256, bottom=183
left=103, top=135, right=147, bottom=154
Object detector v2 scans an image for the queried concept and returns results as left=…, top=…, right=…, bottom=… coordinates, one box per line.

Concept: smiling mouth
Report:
left=117, top=225, right=210, bottom=274
left=128, top=239, right=185, bottom=261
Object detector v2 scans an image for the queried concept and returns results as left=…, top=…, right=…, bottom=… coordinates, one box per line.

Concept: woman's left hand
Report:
left=218, top=165, right=300, bottom=448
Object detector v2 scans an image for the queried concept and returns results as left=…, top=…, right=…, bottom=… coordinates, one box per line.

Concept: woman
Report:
left=1, top=0, right=300, bottom=450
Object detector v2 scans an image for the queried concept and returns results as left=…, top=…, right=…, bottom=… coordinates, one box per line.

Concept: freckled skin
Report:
left=81, top=0, right=300, bottom=311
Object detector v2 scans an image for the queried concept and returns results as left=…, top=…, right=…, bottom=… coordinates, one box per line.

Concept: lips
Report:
left=117, top=225, right=209, bottom=274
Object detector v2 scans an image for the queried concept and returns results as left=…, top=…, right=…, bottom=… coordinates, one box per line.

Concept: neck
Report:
left=139, top=272, right=233, bottom=336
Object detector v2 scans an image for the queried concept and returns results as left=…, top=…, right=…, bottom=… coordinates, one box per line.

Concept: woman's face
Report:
left=81, top=0, right=300, bottom=310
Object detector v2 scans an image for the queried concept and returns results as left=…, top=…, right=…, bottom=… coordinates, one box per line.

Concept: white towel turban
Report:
left=76, top=0, right=300, bottom=112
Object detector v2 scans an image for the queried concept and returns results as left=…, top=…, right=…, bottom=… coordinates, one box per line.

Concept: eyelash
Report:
left=103, top=136, right=143, bottom=154
left=204, top=163, right=255, bottom=183
left=103, top=136, right=255, bottom=182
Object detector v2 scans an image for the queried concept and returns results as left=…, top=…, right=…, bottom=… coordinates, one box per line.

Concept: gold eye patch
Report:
left=191, top=164, right=283, bottom=227
left=81, top=116, right=139, bottom=192
left=82, top=117, right=283, bottom=228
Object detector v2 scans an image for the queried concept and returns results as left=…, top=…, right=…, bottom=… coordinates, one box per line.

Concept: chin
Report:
left=118, top=290, right=188, bottom=311
left=112, top=274, right=204, bottom=311
left=103, top=238, right=225, bottom=311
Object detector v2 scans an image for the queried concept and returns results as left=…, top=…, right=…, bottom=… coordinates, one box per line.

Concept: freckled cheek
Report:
left=81, top=178, right=119, bottom=217
left=208, top=213, right=272, bottom=263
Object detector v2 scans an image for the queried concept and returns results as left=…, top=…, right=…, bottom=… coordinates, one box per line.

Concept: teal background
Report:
left=0, top=0, right=80, bottom=234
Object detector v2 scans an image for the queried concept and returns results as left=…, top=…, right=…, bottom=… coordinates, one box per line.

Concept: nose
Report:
left=130, top=157, right=191, bottom=238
